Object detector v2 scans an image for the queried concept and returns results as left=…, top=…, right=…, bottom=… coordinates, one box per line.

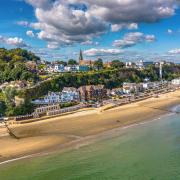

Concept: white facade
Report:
left=33, top=88, right=80, bottom=105
left=123, top=83, right=143, bottom=94
left=64, top=65, right=79, bottom=72
left=172, top=79, right=180, bottom=85
left=46, top=65, right=54, bottom=73
left=46, top=64, right=65, bottom=73
left=44, top=92, right=61, bottom=104
left=125, top=62, right=138, bottom=69
left=125, top=62, right=132, bottom=68
left=135, top=60, right=144, bottom=69
left=143, top=81, right=167, bottom=90
left=111, top=88, right=123, bottom=96
left=32, top=92, right=61, bottom=105
left=123, top=83, right=137, bottom=94
left=46, top=64, right=87, bottom=73
left=54, top=64, right=65, bottom=72
left=61, top=87, right=80, bottom=102
left=143, top=82, right=155, bottom=89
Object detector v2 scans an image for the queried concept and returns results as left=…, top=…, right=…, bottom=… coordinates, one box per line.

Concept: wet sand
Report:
left=0, top=90, right=180, bottom=163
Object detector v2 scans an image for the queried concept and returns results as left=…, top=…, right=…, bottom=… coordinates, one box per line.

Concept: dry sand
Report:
left=0, top=90, right=180, bottom=162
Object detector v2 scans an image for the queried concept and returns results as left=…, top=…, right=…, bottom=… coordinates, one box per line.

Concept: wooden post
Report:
left=4, top=119, right=19, bottom=139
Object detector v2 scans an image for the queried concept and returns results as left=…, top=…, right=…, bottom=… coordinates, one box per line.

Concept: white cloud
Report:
left=145, top=35, right=156, bottom=42
left=32, top=2, right=108, bottom=48
left=81, top=40, right=100, bottom=46
left=167, top=29, right=173, bottom=34
left=113, top=32, right=156, bottom=48
left=84, top=48, right=123, bottom=56
left=81, top=40, right=93, bottom=45
left=47, top=42, right=60, bottom=49
left=25, top=0, right=52, bottom=9
left=168, top=48, right=180, bottom=54
left=26, top=30, right=35, bottom=38
left=111, top=23, right=138, bottom=32
left=0, top=35, right=28, bottom=47
left=16, top=21, right=29, bottom=26
left=85, top=0, right=177, bottom=23
left=24, top=0, right=178, bottom=48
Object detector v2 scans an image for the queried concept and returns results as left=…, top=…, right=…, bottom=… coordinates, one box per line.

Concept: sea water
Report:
left=0, top=110, right=180, bottom=180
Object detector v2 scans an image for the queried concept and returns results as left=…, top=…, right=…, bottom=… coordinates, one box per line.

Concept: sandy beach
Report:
left=0, top=90, right=180, bottom=163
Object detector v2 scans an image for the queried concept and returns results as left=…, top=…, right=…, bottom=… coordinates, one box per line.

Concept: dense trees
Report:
left=0, top=48, right=40, bottom=83
left=0, top=63, right=38, bottom=83
left=0, top=101, right=6, bottom=117
left=0, top=48, right=40, bottom=116
left=68, top=59, right=78, bottom=65
left=57, top=60, right=67, bottom=66
left=19, top=68, right=149, bottom=100
left=141, top=65, right=159, bottom=81
left=0, top=87, right=34, bottom=116
left=0, top=48, right=40, bottom=63
left=19, top=63, right=180, bottom=102
left=111, top=60, right=125, bottom=69
left=162, top=64, right=180, bottom=80
left=2, top=87, right=16, bottom=116
left=9, top=100, right=34, bottom=116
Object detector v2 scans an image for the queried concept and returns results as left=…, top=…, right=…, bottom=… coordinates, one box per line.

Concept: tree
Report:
left=68, top=59, right=77, bottom=65
left=0, top=101, right=6, bottom=116
left=94, top=58, right=103, bottom=70
left=11, top=55, right=25, bottom=63
left=3, top=87, right=16, bottom=108
left=111, top=60, right=125, bottom=69
left=0, top=48, right=41, bottom=83
left=58, top=61, right=67, bottom=66
left=20, top=71, right=33, bottom=81
left=12, top=100, right=34, bottom=116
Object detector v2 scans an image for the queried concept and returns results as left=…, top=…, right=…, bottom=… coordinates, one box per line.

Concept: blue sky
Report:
left=1, top=0, right=180, bottom=62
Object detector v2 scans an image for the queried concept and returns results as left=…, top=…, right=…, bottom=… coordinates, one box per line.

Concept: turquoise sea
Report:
left=0, top=108, right=180, bottom=180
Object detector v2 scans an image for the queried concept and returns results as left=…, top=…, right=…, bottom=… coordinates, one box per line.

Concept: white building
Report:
left=46, top=65, right=54, bottom=73
left=54, top=64, right=65, bottom=72
left=64, top=65, right=79, bottom=72
left=172, top=78, right=180, bottom=85
left=126, top=62, right=132, bottom=68
left=61, top=87, right=80, bottom=102
left=46, top=64, right=89, bottom=73
left=46, top=64, right=65, bottom=73
left=123, top=83, right=137, bottom=94
left=143, top=81, right=167, bottom=90
left=110, top=88, right=123, bottom=96
left=32, top=87, right=80, bottom=105
left=33, top=92, right=61, bottom=105
left=44, top=92, right=61, bottom=104
left=123, top=83, right=143, bottom=94
left=135, top=60, right=144, bottom=69
left=143, top=82, right=155, bottom=89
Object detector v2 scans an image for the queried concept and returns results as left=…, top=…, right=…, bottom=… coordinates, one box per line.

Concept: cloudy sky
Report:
left=1, top=0, right=180, bottom=62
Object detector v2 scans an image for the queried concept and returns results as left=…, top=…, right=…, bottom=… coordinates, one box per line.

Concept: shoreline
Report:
left=0, top=112, right=173, bottom=166
left=0, top=90, right=180, bottom=164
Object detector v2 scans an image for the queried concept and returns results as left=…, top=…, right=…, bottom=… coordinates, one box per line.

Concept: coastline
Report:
left=0, top=90, right=180, bottom=164
left=0, top=114, right=171, bottom=166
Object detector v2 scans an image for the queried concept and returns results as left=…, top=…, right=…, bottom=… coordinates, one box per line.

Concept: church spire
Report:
left=79, top=49, right=83, bottom=61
